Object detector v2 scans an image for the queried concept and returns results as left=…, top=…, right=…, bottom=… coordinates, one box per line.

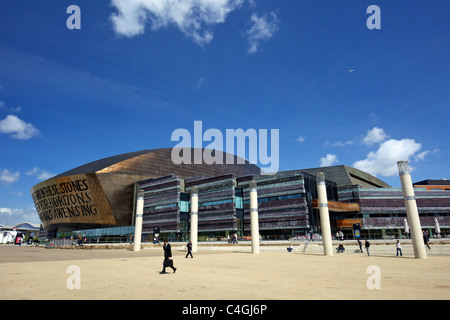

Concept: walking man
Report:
left=396, top=239, right=403, bottom=256
left=357, top=239, right=363, bottom=253
left=423, top=230, right=431, bottom=249
left=185, top=241, right=193, bottom=258
left=365, top=239, right=370, bottom=256
left=161, top=240, right=177, bottom=274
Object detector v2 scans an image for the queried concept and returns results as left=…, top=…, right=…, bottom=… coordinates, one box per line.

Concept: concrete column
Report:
left=398, top=161, right=427, bottom=259
left=316, top=173, right=333, bottom=256
left=249, top=180, right=260, bottom=254
left=133, top=189, right=144, bottom=252
left=190, top=186, right=198, bottom=253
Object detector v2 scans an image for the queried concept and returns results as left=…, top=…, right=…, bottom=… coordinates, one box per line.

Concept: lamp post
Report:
left=249, top=180, right=260, bottom=254
left=133, top=189, right=144, bottom=252
left=316, top=173, right=333, bottom=256
left=397, top=161, right=427, bottom=259
left=190, top=186, right=198, bottom=253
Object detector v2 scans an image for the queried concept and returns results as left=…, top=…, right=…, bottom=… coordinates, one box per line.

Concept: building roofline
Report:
left=53, top=149, right=167, bottom=178
left=52, top=148, right=259, bottom=179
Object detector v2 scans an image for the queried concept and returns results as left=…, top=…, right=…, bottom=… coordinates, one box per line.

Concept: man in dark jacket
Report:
left=364, top=239, right=370, bottom=256
left=185, top=241, right=193, bottom=258
left=161, top=241, right=177, bottom=274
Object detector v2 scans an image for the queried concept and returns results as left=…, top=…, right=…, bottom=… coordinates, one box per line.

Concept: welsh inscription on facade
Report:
left=30, top=174, right=116, bottom=228
left=32, top=178, right=97, bottom=222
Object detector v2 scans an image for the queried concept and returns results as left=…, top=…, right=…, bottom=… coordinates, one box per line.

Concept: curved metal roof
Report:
left=53, top=148, right=261, bottom=179
left=300, top=165, right=391, bottom=188
left=0, top=222, right=40, bottom=230
left=53, top=149, right=164, bottom=178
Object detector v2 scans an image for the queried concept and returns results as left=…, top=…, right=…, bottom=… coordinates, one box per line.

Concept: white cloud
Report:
left=0, top=102, right=22, bottom=113
left=109, top=0, right=244, bottom=45
left=37, top=171, right=55, bottom=180
left=369, top=113, right=380, bottom=124
left=0, top=207, right=40, bottom=225
left=0, top=169, right=20, bottom=185
left=431, top=148, right=440, bottom=155
left=25, top=167, right=39, bottom=176
left=413, top=148, right=439, bottom=162
left=197, top=77, right=206, bottom=88
left=0, top=114, right=40, bottom=140
left=353, top=138, right=422, bottom=177
left=362, top=127, right=389, bottom=146
left=320, top=154, right=339, bottom=167
left=245, top=11, right=279, bottom=53
left=26, top=167, right=56, bottom=181
left=10, top=105, right=22, bottom=113
left=332, top=140, right=354, bottom=147
left=295, top=136, right=305, bottom=143
left=414, top=151, right=429, bottom=162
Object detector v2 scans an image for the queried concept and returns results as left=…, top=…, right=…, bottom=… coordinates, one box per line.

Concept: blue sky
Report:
left=1, top=0, right=449, bottom=225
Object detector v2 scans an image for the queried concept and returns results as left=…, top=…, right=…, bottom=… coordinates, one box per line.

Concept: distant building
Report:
left=338, top=185, right=450, bottom=239
left=30, top=148, right=260, bottom=238
left=31, top=149, right=450, bottom=240
left=0, top=222, right=40, bottom=243
left=299, top=165, right=391, bottom=188
left=413, top=179, right=450, bottom=191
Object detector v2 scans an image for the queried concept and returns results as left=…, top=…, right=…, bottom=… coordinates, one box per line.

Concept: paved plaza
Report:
left=1, top=244, right=449, bottom=300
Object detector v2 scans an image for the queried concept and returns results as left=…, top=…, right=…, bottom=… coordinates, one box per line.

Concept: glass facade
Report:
left=49, top=169, right=449, bottom=242
left=235, top=187, right=244, bottom=209
left=58, top=225, right=135, bottom=243
left=179, top=192, right=190, bottom=212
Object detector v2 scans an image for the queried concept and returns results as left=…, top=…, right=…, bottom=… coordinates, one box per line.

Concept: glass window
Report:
left=199, top=199, right=233, bottom=207
left=235, top=188, right=244, bottom=209
left=179, top=192, right=190, bottom=212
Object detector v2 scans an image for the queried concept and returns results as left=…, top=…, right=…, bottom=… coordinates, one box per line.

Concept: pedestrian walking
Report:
left=364, top=239, right=370, bottom=256
left=396, top=240, right=402, bottom=256
left=357, top=239, right=363, bottom=253
left=423, top=230, right=431, bottom=249
left=185, top=241, right=193, bottom=258
left=15, top=232, right=23, bottom=246
left=161, top=240, right=177, bottom=274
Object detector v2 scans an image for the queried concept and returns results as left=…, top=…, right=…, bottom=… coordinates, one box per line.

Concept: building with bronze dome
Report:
left=31, top=149, right=450, bottom=240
